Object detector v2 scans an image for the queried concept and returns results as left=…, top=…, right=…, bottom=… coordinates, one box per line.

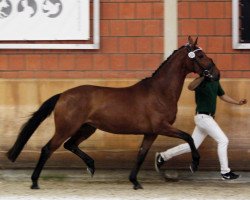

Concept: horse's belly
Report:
left=87, top=115, right=151, bottom=135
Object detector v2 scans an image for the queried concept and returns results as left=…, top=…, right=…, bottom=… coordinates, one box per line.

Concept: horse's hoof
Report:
left=87, top=167, right=95, bottom=177
left=133, top=183, right=143, bottom=190
left=31, top=182, right=40, bottom=189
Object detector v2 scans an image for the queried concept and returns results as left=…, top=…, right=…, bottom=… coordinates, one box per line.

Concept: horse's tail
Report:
left=6, top=94, right=61, bottom=162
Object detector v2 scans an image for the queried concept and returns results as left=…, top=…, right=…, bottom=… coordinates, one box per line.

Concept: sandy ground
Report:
left=0, top=169, right=250, bottom=200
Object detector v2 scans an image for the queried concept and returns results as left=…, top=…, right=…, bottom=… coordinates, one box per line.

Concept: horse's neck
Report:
left=152, top=51, right=188, bottom=103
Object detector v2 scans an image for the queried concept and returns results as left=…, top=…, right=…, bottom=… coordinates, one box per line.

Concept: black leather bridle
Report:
left=185, top=44, right=215, bottom=78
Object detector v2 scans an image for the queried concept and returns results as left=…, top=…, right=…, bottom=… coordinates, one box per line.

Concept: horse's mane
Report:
left=150, top=45, right=185, bottom=78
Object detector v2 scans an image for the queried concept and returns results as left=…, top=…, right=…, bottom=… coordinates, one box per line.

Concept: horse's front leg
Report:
left=157, top=125, right=200, bottom=172
left=129, top=134, right=157, bottom=190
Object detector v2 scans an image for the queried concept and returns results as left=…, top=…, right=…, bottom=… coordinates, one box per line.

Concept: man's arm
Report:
left=219, top=94, right=247, bottom=105
left=188, top=76, right=204, bottom=91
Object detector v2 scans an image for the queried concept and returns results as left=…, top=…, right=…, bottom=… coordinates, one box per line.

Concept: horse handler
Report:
left=155, top=73, right=247, bottom=180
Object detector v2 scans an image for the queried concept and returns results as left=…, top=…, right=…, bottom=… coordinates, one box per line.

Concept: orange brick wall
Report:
left=0, top=0, right=164, bottom=79
left=178, top=0, right=250, bottom=78
left=0, top=0, right=249, bottom=79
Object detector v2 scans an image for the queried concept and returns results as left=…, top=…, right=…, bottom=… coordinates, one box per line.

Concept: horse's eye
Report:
left=198, top=55, right=204, bottom=59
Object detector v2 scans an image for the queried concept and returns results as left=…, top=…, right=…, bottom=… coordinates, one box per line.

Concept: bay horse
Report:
left=7, top=36, right=220, bottom=190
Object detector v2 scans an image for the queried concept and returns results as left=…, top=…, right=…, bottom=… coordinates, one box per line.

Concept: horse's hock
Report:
left=0, top=79, right=249, bottom=170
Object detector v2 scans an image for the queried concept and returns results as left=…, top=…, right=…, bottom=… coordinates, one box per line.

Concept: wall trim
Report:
left=164, top=0, right=178, bottom=59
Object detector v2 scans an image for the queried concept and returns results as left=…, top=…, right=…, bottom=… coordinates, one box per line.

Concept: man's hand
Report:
left=238, top=99, right=247, bottom=105
left=220, top=95, right=248, bottom=105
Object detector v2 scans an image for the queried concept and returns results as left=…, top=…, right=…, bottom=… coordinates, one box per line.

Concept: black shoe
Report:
left=155, top=152, right=164, bottom=173
left=221, top=171, right=240, bottom=180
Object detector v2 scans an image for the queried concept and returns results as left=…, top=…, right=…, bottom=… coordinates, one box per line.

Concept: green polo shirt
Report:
left=195, top=80, right=225, bottom=115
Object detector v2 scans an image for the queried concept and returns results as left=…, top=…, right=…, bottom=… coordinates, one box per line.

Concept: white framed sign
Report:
left=0, top=0, right=100, bottom=49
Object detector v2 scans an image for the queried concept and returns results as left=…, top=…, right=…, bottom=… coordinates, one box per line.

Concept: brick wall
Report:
left=0, top=1, right=249, bottom=79
left=179, top=0, right=250, bottom=78
left=0, top=0, right=164, bottom=79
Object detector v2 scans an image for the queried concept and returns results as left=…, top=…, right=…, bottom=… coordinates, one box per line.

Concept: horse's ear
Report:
left=194, top=37, right=198, bottom=46
left=188, top=36, right=194, bottom=45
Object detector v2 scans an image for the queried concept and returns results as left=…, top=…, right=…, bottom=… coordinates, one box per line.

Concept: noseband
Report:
left=185, top=44, right=215, bottom=78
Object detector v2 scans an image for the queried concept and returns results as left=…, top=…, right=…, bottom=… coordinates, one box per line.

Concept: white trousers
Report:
left=160, top=114, right=230, bottom=174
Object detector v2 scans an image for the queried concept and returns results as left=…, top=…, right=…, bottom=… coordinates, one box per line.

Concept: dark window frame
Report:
left=233, top=0, right=250, bottom=49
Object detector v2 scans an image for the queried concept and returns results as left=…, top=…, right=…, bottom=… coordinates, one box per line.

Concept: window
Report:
left=233, top=0, right=250, bottom=49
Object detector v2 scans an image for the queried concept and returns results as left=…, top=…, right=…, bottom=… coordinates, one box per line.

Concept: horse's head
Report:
left=184, top=36, right=220, bottom=81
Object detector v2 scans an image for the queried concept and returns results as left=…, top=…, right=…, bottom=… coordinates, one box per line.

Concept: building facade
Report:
left=0, top=0, right=249, bottom=170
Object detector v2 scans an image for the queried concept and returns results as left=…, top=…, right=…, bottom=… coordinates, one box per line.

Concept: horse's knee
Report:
left=63, top=141, right=72, bottom=150
left=64, top=140, right=77, bottom=152
left=181, top=132, right=194, bottom=145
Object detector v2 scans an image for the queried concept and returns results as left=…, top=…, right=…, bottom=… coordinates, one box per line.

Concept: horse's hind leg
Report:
left=129, top=134, right=157, bottom=190
left=31, top=134, right=68, bottom=189
left=157, top=125, right=200, bottom=172
left=64, top=124, right=96, bottom=176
